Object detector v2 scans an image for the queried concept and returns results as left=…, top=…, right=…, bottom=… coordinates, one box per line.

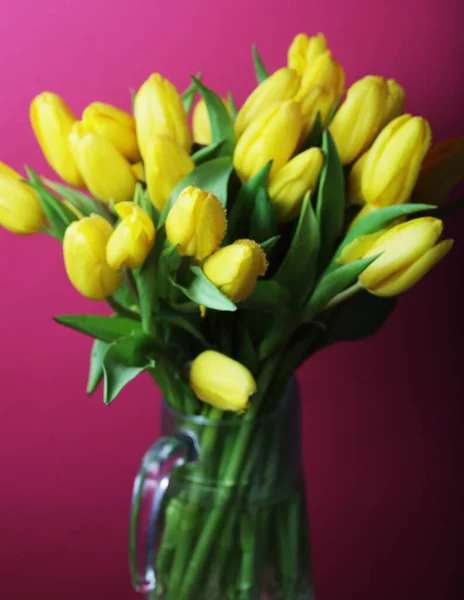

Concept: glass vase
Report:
left=129, top=378, right=315, bottom=600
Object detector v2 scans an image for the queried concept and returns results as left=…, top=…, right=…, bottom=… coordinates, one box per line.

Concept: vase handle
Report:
left=129, top=430, right=199, bottom=596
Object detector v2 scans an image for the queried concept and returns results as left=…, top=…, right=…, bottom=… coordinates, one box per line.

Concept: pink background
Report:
left=1, top=1, right=463, bottom=598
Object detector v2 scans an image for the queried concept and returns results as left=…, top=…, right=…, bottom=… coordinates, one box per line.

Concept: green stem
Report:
left=322, top=281, right=363, bottom=312
left=123, top=269, right=139, bottom=304
left=106, top=296, right=140, bottom=320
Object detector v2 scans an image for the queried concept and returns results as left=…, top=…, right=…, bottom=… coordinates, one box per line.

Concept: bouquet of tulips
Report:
left=1, top=31, right=463, bottom=600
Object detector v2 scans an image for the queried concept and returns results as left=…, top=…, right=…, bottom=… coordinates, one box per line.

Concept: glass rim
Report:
left=161, top=376, right=298, bottom=427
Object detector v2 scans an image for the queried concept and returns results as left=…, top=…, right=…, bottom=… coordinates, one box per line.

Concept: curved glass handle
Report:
left=129, top=430, right=198, bottom=595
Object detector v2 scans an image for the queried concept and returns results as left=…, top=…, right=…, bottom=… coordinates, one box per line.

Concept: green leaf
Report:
left=87, top=339, right=108, bottom=394
left=272, top=193, right=320, bottom=306
left=227, top=91, right=238, bottom=120
left=249, top=186, right=277, bottom=243
left=181, top=73, right=201, bottom=114
left=137, top=229, right=165, bottom=334
left=171, top=265, right=236, bottom=312
left=156, top=309, right=211, bottom=348
left=252, top=43, right=269, bottom=84
left=160, top=243, right=182, bottom=274
left=304, top=255, right=379, bottom=320
left=260, top=235, right=280, bottom=253
left=235, top=318, right=259, bottom=374
left=316, top=130, right=345, bottom=269
left=54, top=314, right=142, bottom=343
left=191, top=140, right=225, bottom=166
left=43, top=178, right=108, bottom=218
left=301, top=112, right=323, bottom=150
left=113, top=283, right=135, bottom=308
left=326, top=94, right=343, bottom=126
left=192, top=77, right=236, bottom=156
left=160, top=157, right=233, bottom=223
left=102, top=334, right=156, bottom=404
left=240, top=280, right=292, bottom=317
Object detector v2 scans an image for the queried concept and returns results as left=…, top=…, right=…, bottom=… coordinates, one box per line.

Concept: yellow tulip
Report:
left=134, top=73, right=191, bottom=160
left=192, top=97, right=230, bottom=145
left=330, top=76, right=389, bottom=165
left=338, top=217, right=453, bottom=296
left=380, top=79, right=405, bottom=129
left=234, top=68, right=301, bottom=137
left=63, top=214, right=123, bottom=300
left=203, top=239, right=268, bottom=302
left=131, top=161, right=145, bottom=182
left=347, top=151, right=369, bottom=205
left=296, top=50, right=345, bottom=102
left=287, top=32, right=328, bottom=76
left=414, top=137, right=464, bottom=206
left=190, top=350, right=256, bottom=412
left=233, top=100, right=302, bottom=182
left=69, top=123, right=137, bottom=204
left=268, top=148, right=324, bottom=222
left=145, top=134, right=195, bottom=211
left=106, top=202, right=155, bottom=269
left=30, top=92, right=84, bottom=187
left=361, top=114, right=432, bottom=208
left=299, top=85, right=337, bottom=141
left=82, top=102, right=140, bottom=162
left=166, top=186, right=226, bottom=260
left=0, top=162, right=45, bottom=235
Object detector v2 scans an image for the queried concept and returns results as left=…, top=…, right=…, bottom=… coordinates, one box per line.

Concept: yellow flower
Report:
left=69, top=123, right=137, bottom=204
left=81, top=102, right=140, bottom=162
left=414, top=137, right=464, bottom=206
left=190, top=350, right=256, bottom=412
left=131, top=161, right=145, bottom=182
left=287, top=32, right=328, bottom=76
left=30, top=92, right=84, bottom=187
left=299, top=85, right=337, bottom=141
left=380, top=79, right=405, bottom=129
left=203, top=239, right=268, bottom=302
left=361, top=114, right=432, bottom=207
left=233, top=100, right=302, bottom=182
left=330, top=76, right=389, bottom=165
left=268, top=148, right=324, bottom=222
left=192, top=97, right=230, bottom=145
left=165, top=186, right=226, bottom=260
left=63, top=214, right=123, bottom=300
left=134, top=73, right=191, bottom=160
left=234, top=68, right=301, bottom=137
left=145, top=134, right=195, bottom=211
left=338, top=217, right=453, bottom=296
left=296, top=50, right=345, bottom=102
left=106, top=202, right=155, bottom=269
left=347, top=151, right=369, bottom=205
left=0, top=162, right=45, bottom=235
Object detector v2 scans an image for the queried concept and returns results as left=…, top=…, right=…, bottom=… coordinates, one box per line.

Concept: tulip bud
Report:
left=268, top=148, right=324, bottom=222
left=30, top=92, right=84, bottom=187
left=63, top=214, right=123, bottom=300
left=380, top=79, right=405, bottom=129
left=145, top=134, right=195, bottom=211
left=134, top=73, right=191, bottom=160
left=0, top=162, right=45, bottom=235
left=82, top=102, right=140, bottom=162
left=131, top=161, right=145, bottom=182
left=287, top=32, right=328, bottom=76
left=414, top=137, right=464, bottom=206
left=338, top=217, right=453, bottom=296
left=166, top=186, right=226, bottom=260
left=361, top=114, right=432, bottom=208
left=203, top=239, right=268, bottom=302
left=298, top=85, right=337, bottom=141
left=234, top=68, right=301, bottom=137
left=190, top=350, right=256, bottom=412
left=330, top=76, right=389, bottom=165
left=233, top=100, right=302, bottom=182
left=347, top=151, right=369, bottom=205
left=69, top=123, right=137, bottom=204
left=192, top=97, right=230, bottom=145
left=296, top=50, right=345, bottom=102
left=106, top=202, right=155, bottom=269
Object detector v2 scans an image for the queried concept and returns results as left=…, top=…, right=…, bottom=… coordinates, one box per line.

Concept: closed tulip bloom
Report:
left=131, top=161, right=145, bottom=182
left=268, top=148, right=324, bottom=222
left=69, top=123, right=137, bottom=204
left=190, top=350, right=256, bottom=412
left=296, top=50, right=345, bottom=102
left=203, top=239, right=268, bottom=302
left=347, top=151, right=369, bottom=205
left=287, top=32, right=328, bottom=76
left=234, top=68, right=301, bottom=137
left=380, top=79, right=405, bottom=129
left=166, top=186, right=226, bottom=260
left=0, top=162, right=45, bottom=235
left=63, top=215, right=123, bottom=300
left=414, top=137, right=464, bottom=206
left=145, top=134, right=195, bottom=211
left=106, top=202, right=155, bottom=269
left=192, top=98, right=230, bottom=145
left=82, top=102, right=140, bottom=162
left=338, top=217, right=453, bottom=296
left=361, top=114, right=432, bottom=207
left=299, top=85, right=337, bottom=140
left=134, top=73, right=191, bottom=159
left=30, top=92, right=84, bottom=187
left=234, top=100, right=302, bottom=182
left=330, top=76, right=389, bottom=165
